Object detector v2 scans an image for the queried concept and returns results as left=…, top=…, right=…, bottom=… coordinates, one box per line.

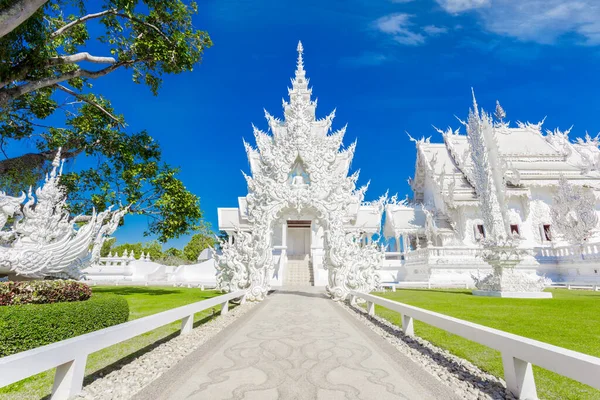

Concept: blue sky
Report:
left=49, top=0, right=600, bottom=248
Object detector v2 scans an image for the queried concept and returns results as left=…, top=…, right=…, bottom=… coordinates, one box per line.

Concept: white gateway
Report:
left=216, top=42, right=384, bottom=301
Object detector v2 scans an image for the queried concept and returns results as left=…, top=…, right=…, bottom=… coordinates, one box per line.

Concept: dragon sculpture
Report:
left=0, top=149, right=127, bottom=279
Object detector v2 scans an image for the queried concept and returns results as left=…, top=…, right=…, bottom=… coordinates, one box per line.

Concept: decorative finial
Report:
left=494, top=100, right=506, bottom=122
left=52, top=147, right=62, bottom=168
left=471, top=88, right=477, bottom=110
left=296, top=41, right=305, bottom=76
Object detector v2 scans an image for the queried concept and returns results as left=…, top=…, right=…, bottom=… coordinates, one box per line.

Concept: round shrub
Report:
left=0, top=294, right=129, bottom=357
left=0, top=280, right=92, bottom=306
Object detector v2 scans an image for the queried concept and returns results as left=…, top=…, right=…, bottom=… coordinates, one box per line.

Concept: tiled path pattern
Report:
left=136, top=288, right=458, bottom=400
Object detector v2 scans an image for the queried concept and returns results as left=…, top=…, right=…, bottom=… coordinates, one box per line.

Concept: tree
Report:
left=164, top=247, right=183, bottom=258
left=183, top=228, right=216, bottom=262
left=100, top=236, right=116, bottom=257
left=0, top=0, right=212, bottom=242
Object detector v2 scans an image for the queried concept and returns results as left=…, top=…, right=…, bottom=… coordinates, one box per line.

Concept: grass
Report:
left=371, top=288, right=600, bottom=400
left=0, top=286, right=224, bottom=400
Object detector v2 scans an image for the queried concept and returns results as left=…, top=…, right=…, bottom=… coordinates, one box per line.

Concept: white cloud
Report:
left=423, top=25, right=448, bottom=35
left=438, top=0, right=600, bottom=45
left=374, top=13, right=426, bottom=46
left=435, top=0, right=490, bottom=13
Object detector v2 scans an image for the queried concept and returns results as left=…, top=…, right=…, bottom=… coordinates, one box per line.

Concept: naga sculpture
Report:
left=0, top=149, right=127, bottom=280
left=215, top=42, right=383, bottom=301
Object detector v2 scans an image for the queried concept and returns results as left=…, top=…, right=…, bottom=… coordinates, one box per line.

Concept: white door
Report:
left=287, top=228, right=311, bottom=256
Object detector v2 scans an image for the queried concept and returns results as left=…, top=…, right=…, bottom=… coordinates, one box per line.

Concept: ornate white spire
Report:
left=215, top=42, right=383, bottom=302
left=49, top=147, right=62, bottom=180
left=296, top=41, right=305, bottom=78
left=289, top=40, right=311, bottom=100
left=467, top=90, right=510, bottom=242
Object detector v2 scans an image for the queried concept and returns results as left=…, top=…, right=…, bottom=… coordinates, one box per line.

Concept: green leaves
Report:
left=183, top=229, right=216, bottom=262
left=0, top=0, right=211, bottom=242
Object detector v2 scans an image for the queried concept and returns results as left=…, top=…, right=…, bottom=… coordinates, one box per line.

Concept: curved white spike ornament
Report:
left=466, top=94, right=551, bottom=297
left=0, top=148, right=127, bottom=279
left=215, top=42, right=383, bottom=301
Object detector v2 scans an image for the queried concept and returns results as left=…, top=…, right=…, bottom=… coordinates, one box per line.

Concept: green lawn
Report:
left=371, top=289, right=600, bottom=400
left=0, top=286, right=224, bottom=400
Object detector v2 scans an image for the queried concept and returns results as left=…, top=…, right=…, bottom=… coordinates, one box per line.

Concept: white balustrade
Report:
left=350, top=291, right=600, bottom=399
left=0, top=290, right=246, bottom=400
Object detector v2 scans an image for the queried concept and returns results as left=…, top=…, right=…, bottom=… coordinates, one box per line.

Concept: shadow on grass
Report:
left=346, top=304, right=508, bottom=399
left=92, top=287, right=181, bottom=296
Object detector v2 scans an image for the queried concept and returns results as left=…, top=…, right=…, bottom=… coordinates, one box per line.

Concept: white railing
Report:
left=351, top=291, right=600, bottom=399
left=402, top=246, right=481, bottom=261
left=86, top=280, right=217, bottom=290
left=427, top=246, right=480, bottom=258
left=0, top=290, right=246, bottom=400
left=536, top=243, right=600, bottom=260
left=379, top=282, right=471, bottom=291
left=550, top=282, right=600, bottom=291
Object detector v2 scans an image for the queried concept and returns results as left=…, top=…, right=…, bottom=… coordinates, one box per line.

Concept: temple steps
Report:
left=284, top=255, right=314, bottom=286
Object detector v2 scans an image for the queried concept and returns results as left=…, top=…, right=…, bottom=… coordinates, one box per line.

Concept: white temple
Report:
left=63, top=43, right=600, bottom=295
left=383, top=100, right=600, bottom=286
left=216, top=42, right=384, bottom=301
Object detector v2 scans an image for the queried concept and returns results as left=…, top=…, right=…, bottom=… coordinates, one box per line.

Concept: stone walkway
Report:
left=135, top=288, right=459, bottom=400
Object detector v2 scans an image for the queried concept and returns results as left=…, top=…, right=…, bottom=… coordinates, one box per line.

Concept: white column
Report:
left=282, top=222, right=287, bottom=248
left=395, top=234, right=400, bottom=252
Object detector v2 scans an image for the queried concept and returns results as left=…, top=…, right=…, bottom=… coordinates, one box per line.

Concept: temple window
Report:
left=510, top=224, right=520, bottom=236
left=475, top=224, right=485, bottom=239
left=542, top=224, right=552, bottom=242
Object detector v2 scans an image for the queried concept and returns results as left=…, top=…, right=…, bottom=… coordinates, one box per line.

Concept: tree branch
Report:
left=54, top=84, right=125, bottom=128
left=0, top=148, right=84, bottom=175
left=49, top=52, right=116, bottom=65
left=0, top=0, right=48, bottom=38
left=50, top=9, right=115, bottom=38
left=0, top=60, right=135, bottom=107
left=51, top=9, right=171, bottom=44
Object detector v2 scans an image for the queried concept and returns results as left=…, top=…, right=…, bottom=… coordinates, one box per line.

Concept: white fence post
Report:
left=367, top=301, right=375, bottom=317
left=51, top=355, right=87, bottom=400
left=502, top=354, right=538, bottom=399
left=180, top=314, right=194, bottom=335
left=392, top=284, right=396, bottom=292
left=402, top=314, right=414, bottom=336
left=221, top=300, right=229, bottom=315
left=349, top=294, right=357, bottom=305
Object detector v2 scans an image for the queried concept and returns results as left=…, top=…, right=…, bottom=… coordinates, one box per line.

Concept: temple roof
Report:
left=411, top=120, right=600, bottom=206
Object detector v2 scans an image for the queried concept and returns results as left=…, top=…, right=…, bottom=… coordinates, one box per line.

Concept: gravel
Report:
left=75, top=301, right=256, bottom=400
left=339, top=301, right=516, bottom=400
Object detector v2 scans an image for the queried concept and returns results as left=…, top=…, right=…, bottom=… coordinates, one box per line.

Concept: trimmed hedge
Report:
left=0, top=294, right=129, bottom=357
left=0, top=280, right=92, bottom=306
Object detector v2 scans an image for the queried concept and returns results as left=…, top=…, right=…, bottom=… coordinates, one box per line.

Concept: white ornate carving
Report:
left=551, top=175, right=599, bottom=245
left=215, top=42, right=383, bottom=301
left=465, top=93, right=549, bottom=294
left=0, top=148, right=127, bottom=279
